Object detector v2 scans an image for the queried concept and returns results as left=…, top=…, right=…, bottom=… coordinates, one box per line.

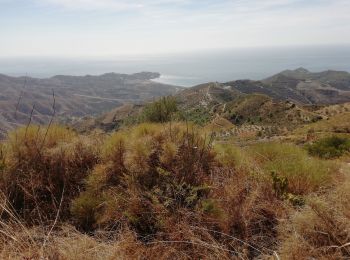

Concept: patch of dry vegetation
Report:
left=0, top=125, right=100, bottom=223
left=278, top=170, right=350, bottom=259
left=295, top=112, right=350, bottom=137
left=0, top=123, right=348, bottom=259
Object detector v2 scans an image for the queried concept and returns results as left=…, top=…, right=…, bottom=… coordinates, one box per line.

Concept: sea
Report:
left=1, top=45, right=350, bottom=87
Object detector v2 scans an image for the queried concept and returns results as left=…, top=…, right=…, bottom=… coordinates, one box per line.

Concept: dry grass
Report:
left=246, top=142, right=337, bottom=195
left=294, top=112, right=350, bottom=136
left=0, top=125, right=100, bottom=223
left=0, top=123, right=347, bottom=259
left=278, top=168, right=350, bottom=259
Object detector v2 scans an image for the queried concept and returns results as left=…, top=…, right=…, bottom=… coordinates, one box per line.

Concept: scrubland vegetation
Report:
left=307, top=136, right=350, bottom=159
left=0, top=119, right=349, bottom=259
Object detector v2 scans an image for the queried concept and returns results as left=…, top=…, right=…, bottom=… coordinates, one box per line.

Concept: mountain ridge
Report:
left=2, top=68, right=350, bottom=138
left=225, top=67, right=350, bottom=104
left=0, top=71, right=181, bottom=138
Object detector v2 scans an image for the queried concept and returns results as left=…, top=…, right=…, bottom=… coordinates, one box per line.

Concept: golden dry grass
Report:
left=0, top=123, right=348, bottom=259
left=278, top=165, right=350, bottom=259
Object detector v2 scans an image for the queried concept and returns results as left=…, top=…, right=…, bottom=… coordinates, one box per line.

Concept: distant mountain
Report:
left=225, top=68, right=350, bottom=105
left=0, top=72, right=182, bottom=138
left=2, top=68, right=350, bottom=138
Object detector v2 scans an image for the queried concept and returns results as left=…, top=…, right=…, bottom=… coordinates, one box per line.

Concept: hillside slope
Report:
left=2, top=68, right=350, bottom=138
left=81, top=81, right=323, bottom=134
left=0, top=72, right=181, bottom=138
left=225, top=68, right=350, bottom=105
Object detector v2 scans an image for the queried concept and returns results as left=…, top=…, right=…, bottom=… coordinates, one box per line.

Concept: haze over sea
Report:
left=1, top=45, right=350, bottom=87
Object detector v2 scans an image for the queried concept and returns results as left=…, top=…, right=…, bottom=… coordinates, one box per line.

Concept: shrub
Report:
left=0, top=122, right=345, bottom=259
left=278, top=175, right=350, bottom=259
left=180, top=107, right=211, bottom=126
left=71, top=123, right=216, bottom=234
left=141, top=96, right=178, bottom=123
left=248, top=142, right=336, bottom=194
left=271, top=171, right=305, bottom=206
left=210, top=169, right=289, bottom=259
left=70, top=191, right=105, bottom=231
left=0, top=126, right=100, bottom=223
left=306, top=136, right=350, bottom=159
left=214, top=143, right=250, bottom=169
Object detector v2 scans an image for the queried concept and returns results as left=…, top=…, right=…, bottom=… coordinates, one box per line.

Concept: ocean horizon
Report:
left=1, top=45, right=350, bottom=87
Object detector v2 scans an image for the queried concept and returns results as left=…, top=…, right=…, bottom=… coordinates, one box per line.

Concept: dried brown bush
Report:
left=0, top=123, right=345, bottom=259
left=0, top=126, right=100, bottom=223
left=278, top=172, right=350, bottom=259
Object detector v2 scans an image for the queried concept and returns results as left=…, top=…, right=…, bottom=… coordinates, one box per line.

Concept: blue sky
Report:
left=0, top=0, right=349, bottom=57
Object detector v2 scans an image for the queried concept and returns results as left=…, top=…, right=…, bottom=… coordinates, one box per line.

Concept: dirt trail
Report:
left=73, top=94, right=126, bottom=102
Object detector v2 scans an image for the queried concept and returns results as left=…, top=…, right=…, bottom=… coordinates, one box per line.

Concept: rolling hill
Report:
left=80, top=81, right=324, bottom=134
left=0, top=72, right=181, bottom=138
left=225, top=68, right=350, bottom=104
left=2, top=68, right=350, bottom=138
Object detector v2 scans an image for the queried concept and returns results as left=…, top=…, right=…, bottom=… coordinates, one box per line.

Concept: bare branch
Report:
left=24, top=104, right=36, bottom=140
left=14, top=75, right=27, bottom=120
left=41, top=185, right=65, bottom=251
left=41, top=89, right=56, bottom=148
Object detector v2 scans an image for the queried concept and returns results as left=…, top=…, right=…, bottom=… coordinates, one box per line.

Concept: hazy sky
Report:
left=1, top=0, right=350, bottom=57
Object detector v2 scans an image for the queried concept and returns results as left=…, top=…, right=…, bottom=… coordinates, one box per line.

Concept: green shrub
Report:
left=271, top=171, right=288, bottom=199
left=306, top=136, right=350, bottom=159
left=70, top=191, right=105, bottom=231
left=214, top=143, right=250, bottom=169
left=180, top=107, right=211, bottom=126
left=248, top=142, right=336, bottom=194
left=141, top=96, right=178, bottom=123
left=200, top=199, right=221, bottom=215
left=271, top=171, right=305, bottom=206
